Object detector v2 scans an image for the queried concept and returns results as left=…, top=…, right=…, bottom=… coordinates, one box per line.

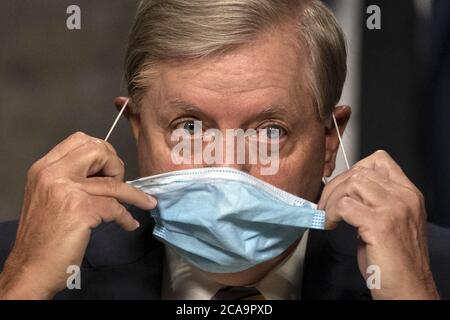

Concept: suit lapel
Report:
left=301, top=223, right=371, bottom=299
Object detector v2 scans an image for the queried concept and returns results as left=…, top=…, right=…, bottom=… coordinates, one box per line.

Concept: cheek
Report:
left=136, top=125, right=176, bottom=176
left=250, top=129, right=326, bottom=202
left=291, top=149, right=325, bottom=202
left=137, top=126, right=206, bottom=176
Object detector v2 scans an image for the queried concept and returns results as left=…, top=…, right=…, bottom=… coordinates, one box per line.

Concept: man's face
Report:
left=127, top=28, right=342, bottom=204
left=122, top=27, right=349, bottom=284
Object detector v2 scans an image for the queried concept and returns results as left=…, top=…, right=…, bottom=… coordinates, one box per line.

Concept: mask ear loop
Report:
left=104, top=98, right=130, bottom=142
left=322, top=112, right=351, bottom=185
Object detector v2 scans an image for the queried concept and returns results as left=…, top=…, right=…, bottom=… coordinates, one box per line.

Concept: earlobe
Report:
left=113, top=96, right=141, bottom=141
left=322, top=106, right=352, bottom=177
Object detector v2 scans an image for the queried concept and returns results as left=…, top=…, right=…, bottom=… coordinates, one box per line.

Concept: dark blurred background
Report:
left=356, top=0, right=450, bottom=227
left=0, top=0, right=449, bottom=226
left=0, top=1, right=140, bottom=222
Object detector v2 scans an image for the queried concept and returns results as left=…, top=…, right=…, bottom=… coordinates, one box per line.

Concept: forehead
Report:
left=144, top=28, right=313, bottom=120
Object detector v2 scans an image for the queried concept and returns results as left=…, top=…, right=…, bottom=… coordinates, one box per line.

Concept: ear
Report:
left=114, top=96, right=141, bottom=141
left=323, top=105, right=352, bottom=177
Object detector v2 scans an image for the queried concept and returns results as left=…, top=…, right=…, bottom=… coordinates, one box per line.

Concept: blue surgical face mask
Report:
left=128, top=168, right=325, bottom=273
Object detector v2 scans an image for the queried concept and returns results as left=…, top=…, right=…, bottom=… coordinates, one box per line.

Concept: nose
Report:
left=201, top=128, right=251, bottom=173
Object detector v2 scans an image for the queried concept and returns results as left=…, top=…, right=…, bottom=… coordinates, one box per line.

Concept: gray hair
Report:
left=125, top=0, right=347, bottom=121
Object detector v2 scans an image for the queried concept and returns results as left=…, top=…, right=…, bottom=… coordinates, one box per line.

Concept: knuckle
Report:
left=71, top=131, right=87, bottom=139
left=108, top=200, right=127, bottom=222
left=34, top=167, right=56, bottom=187
left=95, top=140, right=112, bottom=156
left=337, top=196, right=351, bottom=210
left=115, top=157, right=125, bottom=172
left=68, top=131, right=92, bottom=144
left=104, top=177, right=120, bottom=194
left=349, top=172, right=360, bottom=181
left=86, top=139, right=101, bottom=149
left=104, top=141, right=118, bottom=155
left=349, top=172, right=364, bottom=185
left=351, top=165, right=363, bottom=172
left=26, top=162, right=40, bottom=179
left=117, top=206, right=128, bottom=219
left=351, top=166, right=376, bottom=180
left=405, top=189, right=425, bottom=213
left=83, top=213, right=103, bottom=228
left=417, top=191, right=425, bottom=207
left=84, top=140, right=109, bottom=158
left=412, top=189, right=425, bottom=204
left=375, top=149, right=389, bottom=157
left=82, top=198, right=108, bottom=226
left=109, top=198, right=122, bottom=212
left=374, top=150, right=394, bottom=164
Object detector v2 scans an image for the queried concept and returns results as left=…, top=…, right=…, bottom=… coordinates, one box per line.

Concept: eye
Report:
left=175, top=120, right=202, bottom=136
left=261, top=125, right=286, bottom=140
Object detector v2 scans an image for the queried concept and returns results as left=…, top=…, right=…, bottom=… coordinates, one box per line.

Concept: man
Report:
left=0, top=0, right=449, bottom=300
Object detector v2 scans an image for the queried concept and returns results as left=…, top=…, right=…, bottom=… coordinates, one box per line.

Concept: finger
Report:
left=32, top=133, right=121, bottom=176
left=356, top=155, right=425, bottom=209
left=32, top=132, right=92, bottom=172
left=58, top=140, right=125, bottom=180
left=325, top=196, right=373, bottom=230
left=319, top=167, right=358, bottom=209
left=355, top=150, right=414, bottom=188
left=92, top=196, right=140, bottom=232
left=81, top=177, right=157, bottom=210
left=323, top=168, right=391, bottom=210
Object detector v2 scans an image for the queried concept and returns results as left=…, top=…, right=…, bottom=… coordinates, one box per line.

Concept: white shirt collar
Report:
left=161, top=230, right=309, bottom=300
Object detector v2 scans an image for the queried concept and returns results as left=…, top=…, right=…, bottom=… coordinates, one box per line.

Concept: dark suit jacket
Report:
left=0, top=207, right=449, bottom=299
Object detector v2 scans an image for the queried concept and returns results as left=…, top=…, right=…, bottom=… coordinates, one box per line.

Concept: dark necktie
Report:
left=211, top=286, right=266, bottom=300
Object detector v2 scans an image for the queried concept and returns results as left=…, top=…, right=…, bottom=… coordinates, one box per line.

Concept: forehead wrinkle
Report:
left=147, top=69, right=307, bottom=126
left=186, top=65, right=295, bottom=95
left=168, top=49, right=298, bottom=95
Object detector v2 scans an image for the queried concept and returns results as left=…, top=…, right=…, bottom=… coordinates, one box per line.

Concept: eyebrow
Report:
left=256, top=104, right=291, bottom=119
left=168, top=99, right=205, bottom=115
left=167, top=98, right=294, bottom=122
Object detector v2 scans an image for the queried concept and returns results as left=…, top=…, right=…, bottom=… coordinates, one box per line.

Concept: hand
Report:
left=319, top=150, right=439, bottom=300
left=0, top=132, right=156, bottom=299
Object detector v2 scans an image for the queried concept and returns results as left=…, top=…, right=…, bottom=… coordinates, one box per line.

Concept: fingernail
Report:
left=134, top=220, right=140, bottom=229
left=317, top=201, right=323, bottom=210
left=147, top=195, right=157, bottom=207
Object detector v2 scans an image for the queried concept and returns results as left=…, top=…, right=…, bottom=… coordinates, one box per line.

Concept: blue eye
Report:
left=264, top=125, right=285, bottom=140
